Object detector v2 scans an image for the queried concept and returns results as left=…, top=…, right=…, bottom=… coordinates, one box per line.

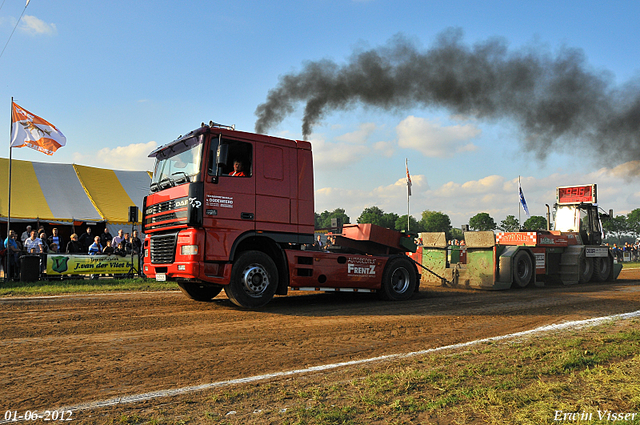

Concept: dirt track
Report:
left=1, top=268, right=640, bottom=416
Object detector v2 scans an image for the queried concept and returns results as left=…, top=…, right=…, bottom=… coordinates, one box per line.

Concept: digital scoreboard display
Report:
left=556, top=184, right=597, bottom=204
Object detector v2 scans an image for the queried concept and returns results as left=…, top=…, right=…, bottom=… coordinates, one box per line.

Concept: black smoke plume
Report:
left=255, top=28, right=640, bottom=164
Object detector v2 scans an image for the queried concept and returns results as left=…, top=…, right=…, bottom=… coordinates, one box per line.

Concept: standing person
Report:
left=79, top=227, right=93, bottom=252
left=4, top=230, right=20, bottom=279
left=102, top=240, right=114, bottom=255
left=88, top=236, right=102, bottom=255
left=111, top=229, right=125, bottom=248
left=24, top=230, right=43, bottom=254
left=66, top=233, right=83, bottom=254
left=100, top=227, right=113, bottom=247
left=24, top=230, right=44, bottom=274
left=39, top=232, right=49, bottom=254
left=20, top=225, right=32, bottom=245
left=123, top=233, right=132, bottom=255
left=48, top=228, right=63, bottom=253
left=88, top=236, right=102, bottom=280
left=114, top=241, right=127, bottom=257
left=131, top=230, right=142, bottom=253
left=131, top=230, right=142, bottom=276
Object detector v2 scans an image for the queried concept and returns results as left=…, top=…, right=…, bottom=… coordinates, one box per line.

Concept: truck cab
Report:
left=553, top=184, right=603, bottom=246
left=143, top=122, right=315, bottom=303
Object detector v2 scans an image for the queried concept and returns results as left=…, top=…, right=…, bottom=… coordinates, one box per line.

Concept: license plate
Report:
left=156, top=273, right=167, bottom=282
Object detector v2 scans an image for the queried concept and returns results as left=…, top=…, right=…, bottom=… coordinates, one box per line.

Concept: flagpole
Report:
left=6, top=97, right=13, bottom=281
left=406, top=159, right=410, bottom=232
left=518, top=176, right=521, bottom=229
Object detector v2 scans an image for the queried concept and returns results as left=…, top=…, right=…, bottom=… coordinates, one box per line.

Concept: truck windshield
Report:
left=150, top=135, right=203, bottom=192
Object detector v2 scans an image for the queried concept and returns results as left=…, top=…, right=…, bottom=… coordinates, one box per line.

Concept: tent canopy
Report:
left=0, top=158, right=151, bottom=225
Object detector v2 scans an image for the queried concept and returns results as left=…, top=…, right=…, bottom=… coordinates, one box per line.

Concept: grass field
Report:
left=0, top=277, right=179, bottom=296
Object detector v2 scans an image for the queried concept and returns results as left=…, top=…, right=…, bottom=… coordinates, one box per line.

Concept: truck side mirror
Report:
left=211, top=143, right=228, bottom=183
left=217, top=143, right=228, bottom=167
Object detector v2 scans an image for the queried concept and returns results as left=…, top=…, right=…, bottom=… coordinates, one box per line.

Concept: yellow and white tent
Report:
left=0, top=158, right=151, bottom=225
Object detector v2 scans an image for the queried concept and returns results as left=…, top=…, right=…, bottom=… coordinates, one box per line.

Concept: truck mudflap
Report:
left=612, top=262, right=623, bottom=280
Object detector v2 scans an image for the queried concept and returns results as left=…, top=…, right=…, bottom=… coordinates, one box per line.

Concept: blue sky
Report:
left=1, top=0, right=638, bottom=227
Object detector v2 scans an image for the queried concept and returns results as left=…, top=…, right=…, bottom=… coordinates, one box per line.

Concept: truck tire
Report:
left=225, top=250, right=278, bottom=309
left=512, top=251, right=533, bottom=288
left=592, top=256, right=612, bottom=282
left=579, top=256, right=594, bottom=283
left=379, top=257, right=417, bottom=301
left=178, top=282, right=222, bottom=301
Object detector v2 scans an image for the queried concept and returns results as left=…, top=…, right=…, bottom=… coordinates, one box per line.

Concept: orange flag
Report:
left=10, top=102, right=66, bottom=155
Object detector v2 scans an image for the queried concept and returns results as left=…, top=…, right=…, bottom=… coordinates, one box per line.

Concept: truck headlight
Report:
left=181, top=245, right=198, bottom=256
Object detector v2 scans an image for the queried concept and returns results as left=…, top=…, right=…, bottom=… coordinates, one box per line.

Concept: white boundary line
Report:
left=3, top=309, right=638, bottom=423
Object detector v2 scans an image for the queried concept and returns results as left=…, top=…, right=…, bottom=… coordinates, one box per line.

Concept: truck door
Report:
left=254, top=143, right=296, bottom=233
left=203, top=137, right=255, bottom=260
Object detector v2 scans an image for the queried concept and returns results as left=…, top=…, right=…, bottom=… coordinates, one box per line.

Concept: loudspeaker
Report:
left=128, top=206, right=139, bottom=223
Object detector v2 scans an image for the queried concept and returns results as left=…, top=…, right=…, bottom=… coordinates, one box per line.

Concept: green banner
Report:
left=46, top=254, right=133, bottom=275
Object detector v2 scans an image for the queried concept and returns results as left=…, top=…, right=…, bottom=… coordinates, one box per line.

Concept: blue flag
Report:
left=519, top=180, right=530, bottom=218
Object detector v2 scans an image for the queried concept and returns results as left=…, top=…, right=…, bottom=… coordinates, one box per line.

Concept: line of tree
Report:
left=467, top=212, right=548, bottom=231
left=314, top=208, right=351, bottom=229
left=602, top=209, right=640, bottom=243
left=316, top=206, right=459, bottom=239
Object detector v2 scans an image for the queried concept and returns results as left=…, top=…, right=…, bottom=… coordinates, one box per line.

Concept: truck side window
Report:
left=222, top=140, right=252, bottom=177
left=208, top=139, right=253, bottom=177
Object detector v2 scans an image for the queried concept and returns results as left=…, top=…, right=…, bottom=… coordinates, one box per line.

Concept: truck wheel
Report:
left=579, top=257, right=594, bottom=283
left=178, top=282, right=223, bottom=301
left=592, top=256, right=612, bottom=282
left=225, top=251, right=278, bottom=309
left=379, top=257, right=417, bottom=301
left=512, top=251, right=533, bottom=288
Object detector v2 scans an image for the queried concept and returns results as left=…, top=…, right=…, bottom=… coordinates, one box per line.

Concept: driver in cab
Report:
left=230, top=160, right=246, bottom=177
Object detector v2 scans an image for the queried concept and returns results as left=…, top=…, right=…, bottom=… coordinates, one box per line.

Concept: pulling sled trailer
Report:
left=418, top=184, right=622, bottom=290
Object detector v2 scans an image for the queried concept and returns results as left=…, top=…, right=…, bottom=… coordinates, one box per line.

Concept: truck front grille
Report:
left=147, top=198, right=184, bottom=215
left=150, top=233, right=178, bottom=264
left=144, top=198, right=189, bottom=232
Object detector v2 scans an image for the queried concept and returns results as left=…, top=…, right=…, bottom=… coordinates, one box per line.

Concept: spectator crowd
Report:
left=608, top=241, right=640, bottom=262
left=2, top=225, right=143, bottom=280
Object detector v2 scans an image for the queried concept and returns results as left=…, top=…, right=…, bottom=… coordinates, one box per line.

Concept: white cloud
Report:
left=373, top=140, right=395, bottom=157
left=335, top=122, right=376, bottom=144
left=606, top=160, right=640, bottom=180
left=310, top=135, right=369, bottom=169
left=20, top=15, right=57, bottom=36
left=397, top=116, right=480, bottom=157
left=311, top=123, right=379, bottom=169
left=73, top=141, right=157, bottom=171
left=432, top=175, right=505, bottom=198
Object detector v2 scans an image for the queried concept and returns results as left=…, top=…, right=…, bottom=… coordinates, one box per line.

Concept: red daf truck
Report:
left=142, top=122, right=419, bottom=308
